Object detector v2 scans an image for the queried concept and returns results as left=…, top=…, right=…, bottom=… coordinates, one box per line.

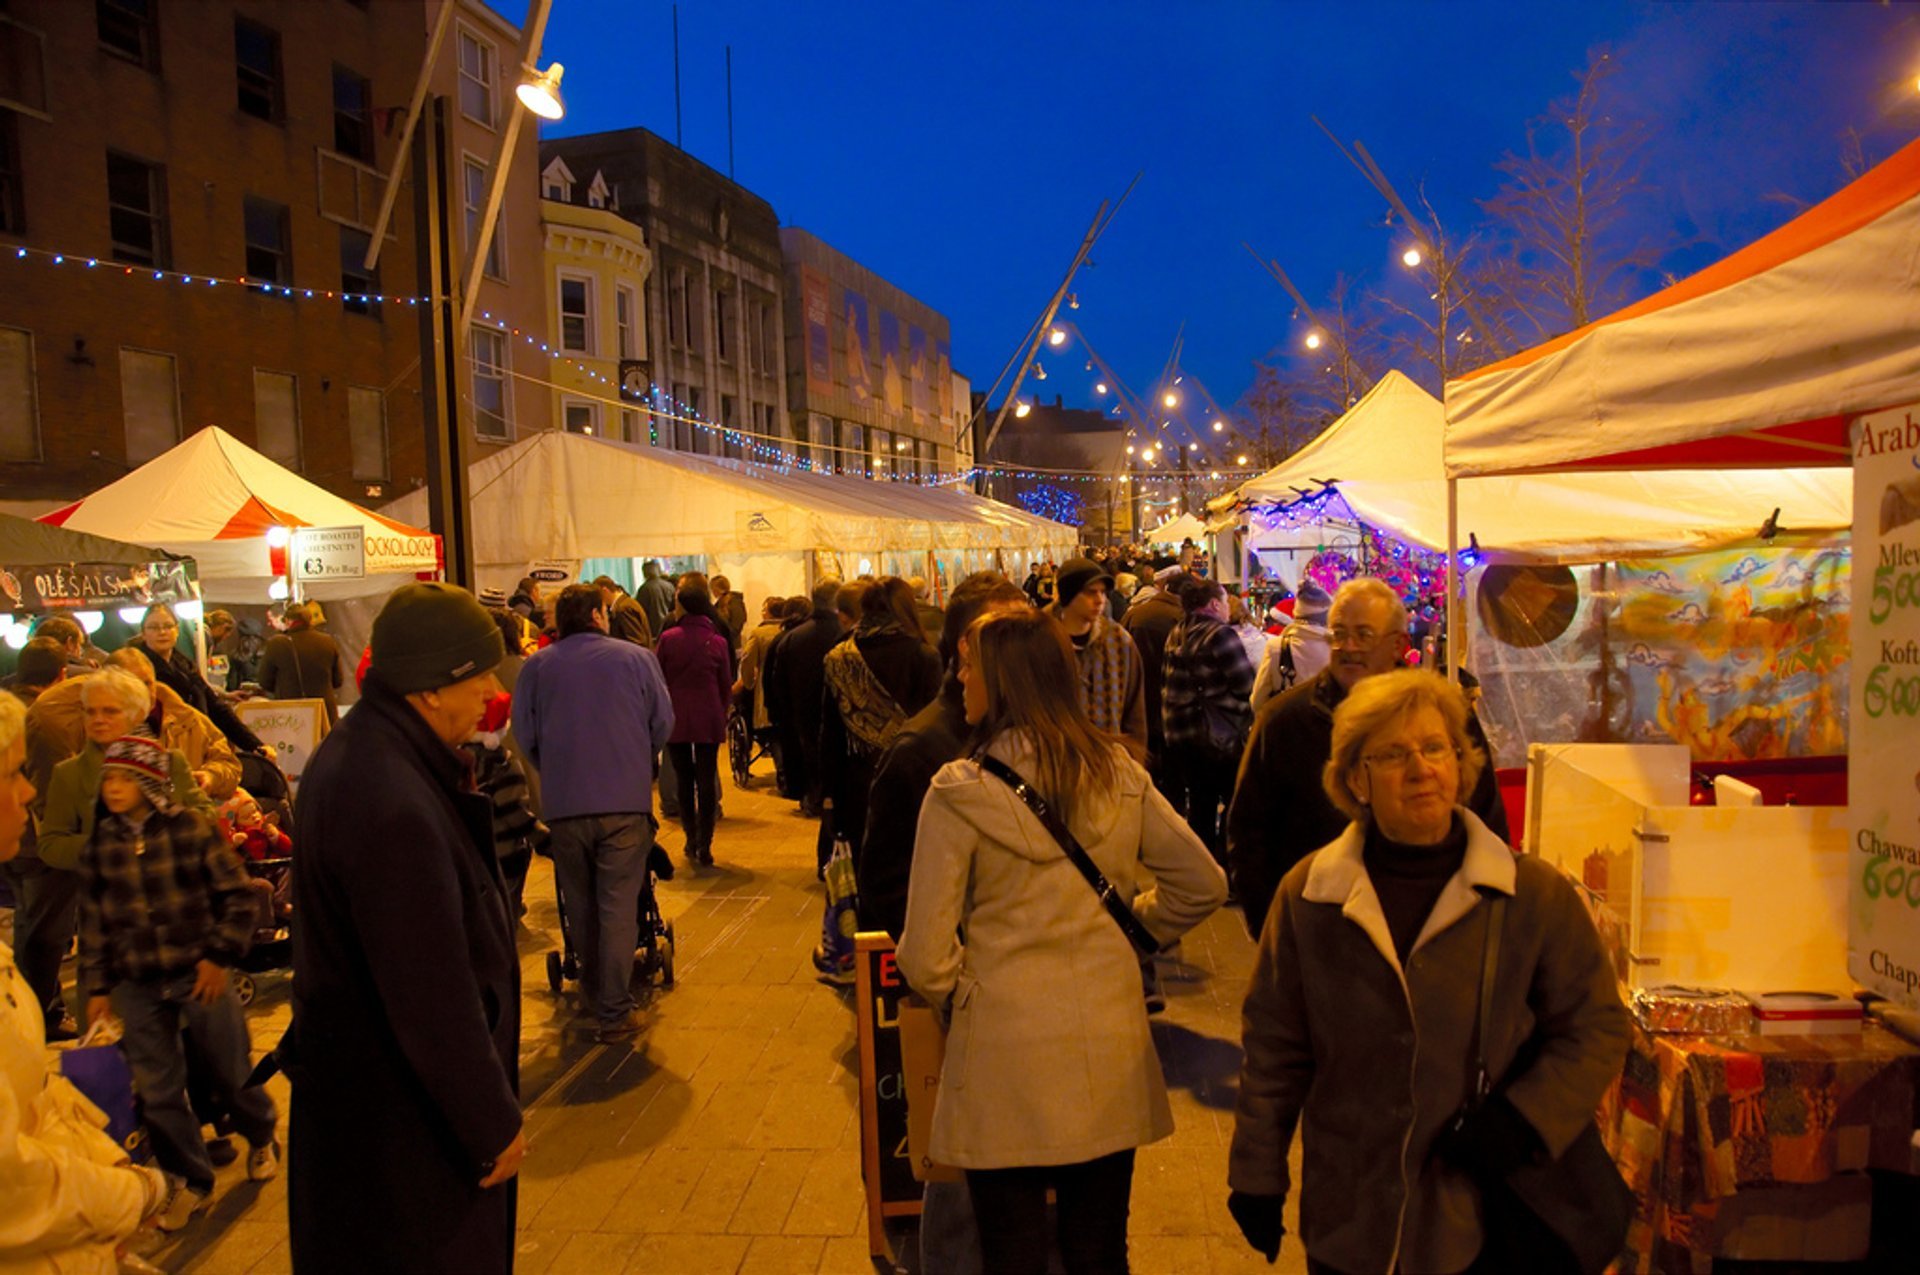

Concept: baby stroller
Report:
left=726, top=693, right=778, bottom=789
left=231, top=854, right=293, bottom=1007
left=544, top=843, right=676, bottom=996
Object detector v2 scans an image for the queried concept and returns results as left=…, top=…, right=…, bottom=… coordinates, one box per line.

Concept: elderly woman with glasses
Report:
left=124, top=604, right=266, bottom=758
left=1225, top=669, right=1627, bottom=1275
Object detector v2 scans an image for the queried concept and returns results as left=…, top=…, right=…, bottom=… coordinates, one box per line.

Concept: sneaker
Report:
left=156, top=1178, right=212, bottom=1232
left=595, top=1012, right=645, bottom=1045
left=204, top=1135, right=238, bottom=1168
left=246, top=1139, right=281, bottom=1182
left=811, top=945, right=856, bottom=987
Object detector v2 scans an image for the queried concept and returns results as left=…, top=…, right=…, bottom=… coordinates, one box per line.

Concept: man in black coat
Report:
left=256, top=603, right=347, bottom=725
left=1225, top=577, right=1509, bottom=939
left=288, top=583, right=523, bottom=1274
left=764, top=577, right=843, bottom=821
left=1122, top=567, right=1189, bottom=786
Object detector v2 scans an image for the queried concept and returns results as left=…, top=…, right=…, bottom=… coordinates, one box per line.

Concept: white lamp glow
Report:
left=268, top=579, right=290, bottom=601
left=1047, top=328, right=1066, bottom=347
left=1304, top=332, right=1323, bottom=350
left=3, top=624, right=27, bottom=651
left=1402, top=247, right=1423, bottom=268
left=265, top=525, right=292, bottom=549
left=174, top=600, right=204, bottom=623
left=74, top=610, right=105, bottom=634
left=516, top=63, right=567, bottom=120
left=117, top=607, right=148, bottom=626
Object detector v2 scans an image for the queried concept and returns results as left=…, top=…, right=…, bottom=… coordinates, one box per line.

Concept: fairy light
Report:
left=5, top=241, right=432, bottom=306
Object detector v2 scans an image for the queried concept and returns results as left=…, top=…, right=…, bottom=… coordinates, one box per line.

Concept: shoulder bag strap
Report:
left=974, top=752, right=1161, bottom=956
left=1468, top=892, right=1507, bottom=1107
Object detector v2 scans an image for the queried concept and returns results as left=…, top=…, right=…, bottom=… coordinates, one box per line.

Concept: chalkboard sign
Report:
left=854, top=931, right=922, bottom=1256
left=233, top=698, right=327, bottom=794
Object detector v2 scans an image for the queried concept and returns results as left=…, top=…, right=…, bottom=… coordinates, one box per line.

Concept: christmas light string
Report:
left=4, top=242, right=433, bottom=307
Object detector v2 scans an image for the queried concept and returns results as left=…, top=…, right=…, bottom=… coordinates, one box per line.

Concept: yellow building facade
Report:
left=539, top=159, right=652, bottom=444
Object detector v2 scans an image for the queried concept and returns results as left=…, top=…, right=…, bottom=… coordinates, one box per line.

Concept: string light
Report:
left=5, top=241, right=432, bottom=306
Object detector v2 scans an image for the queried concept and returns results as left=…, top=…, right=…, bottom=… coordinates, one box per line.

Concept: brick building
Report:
left=0, top=0, right=547, bottom=507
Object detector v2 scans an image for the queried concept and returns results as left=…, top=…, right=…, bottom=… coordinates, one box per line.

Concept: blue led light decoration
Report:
left=1016, top=483, right=1083, bottom=526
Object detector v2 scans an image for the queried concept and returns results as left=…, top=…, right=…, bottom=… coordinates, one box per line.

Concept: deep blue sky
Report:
left=498, top=1, right=1918, bottom=413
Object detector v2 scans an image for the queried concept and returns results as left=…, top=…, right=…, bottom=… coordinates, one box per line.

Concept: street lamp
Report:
left=1047, top=327, right=1067, bottom=347
left=1162, top=391, right=1178, bottom=408
left=1304, top=331, right=1323, bottom=351
left=516, top=62, right=567, bottom=119
left=1014, top=400, right=1032, bottom=418
left=1211, top=419, right=1224, bottom=432
left=1402, top=246, right=1423, bottom=268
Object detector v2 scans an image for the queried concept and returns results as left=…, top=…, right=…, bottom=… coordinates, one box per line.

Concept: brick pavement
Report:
left=107, top=761, right=1305, bottom=1275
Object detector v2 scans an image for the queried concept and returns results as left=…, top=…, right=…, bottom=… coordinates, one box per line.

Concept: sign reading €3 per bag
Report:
left=1849, top=404, right=1920, bottom=1009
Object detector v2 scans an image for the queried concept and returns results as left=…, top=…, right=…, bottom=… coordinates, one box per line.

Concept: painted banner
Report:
left=803, top=268, right=831, bottom=396
left=879, top=309, right=904, bottom=416
left=0, top=559, right=193, bottom=611
left=843, top=289, right=872, bottom=403
left=1849, top=403, right=1920, bottom=1009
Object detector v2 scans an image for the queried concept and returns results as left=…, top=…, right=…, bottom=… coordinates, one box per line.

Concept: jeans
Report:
left=0, top=857, right=80, bottom=1025
left=113, top=971, right=277, bottom=1192
left=666, top=742, right=719, bottom=855
left=547, top=813, right=650, bottom=1025
left=966, top=1148, right=1136, bottom=1275
left=920, top=1176, right=983, bottom=1275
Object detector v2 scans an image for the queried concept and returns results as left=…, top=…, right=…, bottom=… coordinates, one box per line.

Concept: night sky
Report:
left=499, top=0, right=1918, bottom=416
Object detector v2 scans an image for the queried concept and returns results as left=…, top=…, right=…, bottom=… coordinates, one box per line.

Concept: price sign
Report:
left=1849, top=404, right=1920, bottom=1008
left=291, top=526, right=366, bottom=582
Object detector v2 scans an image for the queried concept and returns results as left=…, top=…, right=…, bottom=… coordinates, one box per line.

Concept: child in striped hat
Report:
left=78, top=732, right=282, bottom=1228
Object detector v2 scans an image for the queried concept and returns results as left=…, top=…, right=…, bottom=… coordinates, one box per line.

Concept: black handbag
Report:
left=1460, top=894, right=1633, bottom=1275
left=973, top=752, right=1161, bottom=957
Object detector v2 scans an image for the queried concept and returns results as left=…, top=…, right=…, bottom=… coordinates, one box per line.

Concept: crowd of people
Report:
left=0, top=547, right=1627, bottom=1275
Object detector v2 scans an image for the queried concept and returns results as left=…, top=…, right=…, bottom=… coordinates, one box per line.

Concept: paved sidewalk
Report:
left=120, top=761, right=1301, bottom=1275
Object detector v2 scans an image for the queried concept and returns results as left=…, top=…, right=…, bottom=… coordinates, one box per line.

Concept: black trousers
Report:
left=966, top=1148, right=1135, bottom=1275
left=1168, top=741, right=1236, bottom=863
left=666, top=742, right=719, bottom=854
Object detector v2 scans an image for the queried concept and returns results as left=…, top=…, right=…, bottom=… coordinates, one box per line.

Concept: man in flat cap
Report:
left=286, top=582, right=523, bottom=1274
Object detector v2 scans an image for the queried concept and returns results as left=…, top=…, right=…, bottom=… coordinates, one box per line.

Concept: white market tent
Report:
left=1145, top=512, right=1210, bottom=545
left=384, top=430, right=1078, bottom=604
left=1444, top=137, right=1920, bottom=477
left=41, top=427, right=438, bottom=604
left=1219, top=370, right=1850, bottom=562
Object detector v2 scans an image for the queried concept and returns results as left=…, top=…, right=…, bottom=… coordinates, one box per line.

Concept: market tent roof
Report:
left=1444, top=135, right=1920, bottom=477
left=1216, top=371, right=1849, bottom=562
left=1144, top=512, right=1210, bottom=545
left=40, top=427, right=438, bottom=602
left=384, top=430, right=1078, bottom=567
left=0, top=513, right=196, bottom=611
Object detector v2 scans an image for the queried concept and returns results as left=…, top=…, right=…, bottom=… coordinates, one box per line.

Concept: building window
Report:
left=252, top=369, right=300, bottom=468
left=234, top=18, right=282, bottom=122
left=97, top=0, right=157, bottom=70
left=0, top=326, right=40, bottom=461
left=558, top=274, right=592, bottom=353
left=339, top=226, right=376, bottom=315
left=562, top=399, right=598, bottom=435
left=455, top=27, right=495, bottom=128
left=616, top=286, right=637, bottom=360
left=469, top=326, right=509, bottom=440
left=243, top=196, right=290, bottom=285
left=332, top=65, right=374, bottom=163
left=682, top=275, right=700, bottom=355
left=744, top=298, right=764, bottom=374
left=118, top=347, right=178, bottom=464
left=105, top=151, right=167, bottom=267
left=540, top=156, right=572, bottom=202
left=586, top=171, right=610, bottom=209
left=665, top=269, right=684, bottom=348
left=347, top=385, right=386, bottom=480
left=620, top=408, right=641, bottom=443
left=0, top=114, right=21, bottom=236
left=713, top=287, right=731, bottom=363
left=462, top=157, right=503, bottom=280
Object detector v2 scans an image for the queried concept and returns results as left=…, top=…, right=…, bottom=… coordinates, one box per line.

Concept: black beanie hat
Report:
left=1054, top=557, right=1106, bottom=609
left=369, top=582, right=505, bottom=694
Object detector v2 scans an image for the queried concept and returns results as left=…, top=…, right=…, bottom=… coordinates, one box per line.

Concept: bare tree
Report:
left=1478, top=48, right=1657, bottom=341
left=1372, top=195, right=1511, bottom=389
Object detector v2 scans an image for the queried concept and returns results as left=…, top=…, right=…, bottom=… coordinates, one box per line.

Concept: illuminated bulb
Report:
left=1162, top=391, right=1178, bottom=408
left=73, top=610, right=105, bottom=634
left=1126, top=445, right=1135, bottom=455
left=1305, top=332, right=1323, bottom=350
left=268, top=579, right=290, bottom=601
left=1188, top=442, right=1198, bottom=451
left=1212, top=419, right=1225, bottom=432
left=265, top=525, right=292, bottom=549
left=1236, top=454, right=1250, bottom=466
left=1013, top=400, right=1031, bottom=418
left=1402, top=247, right=1423, bottom=268
left=1094, top=382, right=1108, bottom=395
left=3, top=623, right=26, bottom=651
left=117, top=607, right=148, bottom=625
left=173, top=600, right=204, bottom=623
left=1047, top=328, right=1066, bottom=347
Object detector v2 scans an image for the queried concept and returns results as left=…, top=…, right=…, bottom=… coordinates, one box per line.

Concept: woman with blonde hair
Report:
left=899, top=609, right=1226, bottom=1273
left=0, top=694, right=172, bottom=1271
left=1227, top=669, right=1627, bottom=1273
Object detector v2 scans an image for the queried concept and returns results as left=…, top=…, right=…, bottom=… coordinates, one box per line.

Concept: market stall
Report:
left=0, top=514, right=197, bottom=661
left=1445, top=137, right=1920, bottom=1271
left=1143, top=511, right=1209, bottom=546
left=383, top=430, right=1078, bottom=608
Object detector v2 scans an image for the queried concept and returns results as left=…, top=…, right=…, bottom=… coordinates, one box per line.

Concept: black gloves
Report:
left=1434, top=1093, right=1543, bottom=1177
left=1226, top=1190, right=1285, bottom=1264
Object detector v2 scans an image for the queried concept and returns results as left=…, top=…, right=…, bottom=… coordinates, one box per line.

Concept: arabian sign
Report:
left=0, top=559, right=194, bottom=611
left=291, top=526, right=365, bottom=582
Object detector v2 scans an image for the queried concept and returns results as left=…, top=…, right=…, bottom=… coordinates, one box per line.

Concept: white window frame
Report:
left=469, top=325, right=511, bottom=441
left=616, top=285, right=638, bottom=360
left=462, top=153, right=505, bottom=281
left=540, top=155, right=573, bottom=202
left=118, top=346, right=181, bottom=464
left=586, top=171, right=611, bottom=209
left=556, top=270, right=596, bottom=355
left=251, top=368, right=301, bottom=468
left=0, top=325, right=42, bottom=462
left=562, top=397, right=600, bottom=436
left=347, top=384, right=387, bottom=481
left=454, top=24, right=496, bottom=130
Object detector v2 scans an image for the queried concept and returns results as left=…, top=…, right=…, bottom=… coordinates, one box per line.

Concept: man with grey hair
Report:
left=1225, top=576, right=1508, bottom=938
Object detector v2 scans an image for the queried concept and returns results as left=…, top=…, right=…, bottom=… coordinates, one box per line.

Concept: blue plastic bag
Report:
left=60, top=1044, right=151, bottom=1164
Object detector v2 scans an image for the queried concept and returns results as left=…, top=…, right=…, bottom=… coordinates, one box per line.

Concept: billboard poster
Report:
left=803, top=268, right=832, bottom=396
left=909, top=325, right=930, bottom=419
left=879, top=309, right=904, bottom=416
left=1850, top=403, right=1920, bottom=1009
left=843, top=289, right=872, bottom=403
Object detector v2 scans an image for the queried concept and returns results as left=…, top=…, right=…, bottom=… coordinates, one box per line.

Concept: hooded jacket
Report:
left=1228, top=811, right=1627, bottom=1274
left=897, top=734, right=1227, bottom=1169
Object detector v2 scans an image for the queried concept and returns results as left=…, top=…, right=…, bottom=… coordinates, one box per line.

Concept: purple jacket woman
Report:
left=655, top=610, right=732, bottom=864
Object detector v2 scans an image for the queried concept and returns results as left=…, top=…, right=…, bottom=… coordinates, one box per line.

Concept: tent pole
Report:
left=1445, top=477, right=1461, bottom=685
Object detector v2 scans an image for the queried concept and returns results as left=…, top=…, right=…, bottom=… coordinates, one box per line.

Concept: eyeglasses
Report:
left=1330, top=625, right=1400, bottom=649
left=1363, top=740, right=1459, bottom=771
left=143, top=621, right=177, bottom=633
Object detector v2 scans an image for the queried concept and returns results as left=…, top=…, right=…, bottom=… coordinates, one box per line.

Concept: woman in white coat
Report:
left=899, top=609, right=1227, bottom=1274
left=0, top=694, right=169, bottom=1273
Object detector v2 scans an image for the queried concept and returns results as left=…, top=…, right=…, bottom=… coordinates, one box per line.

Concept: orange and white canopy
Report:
left=1444, top=136, right=1920, bottom=477
left=41, top=427, right=438, bottom=601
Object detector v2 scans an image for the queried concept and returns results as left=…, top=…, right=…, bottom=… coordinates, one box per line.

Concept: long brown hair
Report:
left=968, top=609, right=1119, bottom=826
